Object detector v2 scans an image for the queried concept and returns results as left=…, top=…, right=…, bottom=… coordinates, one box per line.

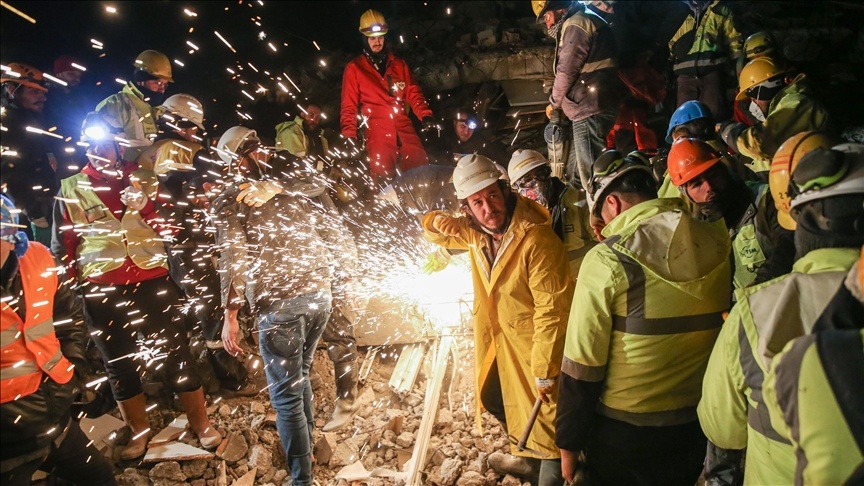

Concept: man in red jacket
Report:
left=340, top=9, right=435, bottom=188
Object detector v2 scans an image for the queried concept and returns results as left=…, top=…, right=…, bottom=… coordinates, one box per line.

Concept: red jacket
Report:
left=340, top=51, right=432, bottom=140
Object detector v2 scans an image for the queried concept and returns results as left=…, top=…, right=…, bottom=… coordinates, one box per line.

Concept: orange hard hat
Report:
left=667, top=138, right=723, bottom=187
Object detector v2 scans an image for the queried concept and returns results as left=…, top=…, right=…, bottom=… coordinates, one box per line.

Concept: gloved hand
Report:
left=535, top=377, right=556, bottom=403
left=717, top=121, right=746, bottom=153
left=237, top=180, right=282, bottom=207
left=545, top=104, right=557, bottom=120
left=421, top=116, right=437, bottom=132
left=422, top=247, right=452, bottom=274
left=432, top=214, right=460, bottom=237
left=120, top=184, right=148, bottom=211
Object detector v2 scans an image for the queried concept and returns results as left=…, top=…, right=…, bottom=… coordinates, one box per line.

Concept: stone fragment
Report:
left=218, top=432, right=248, bottom=463
left=395, top=431, right=414, bottom=448
left=149, top=461, right=186, bottom=483
left=455, top=470, right=486, bottom=486
left=183, top=459, right=209, bottom=478
left=436, top=457, right=462, bottom=485
left=247, top=444, right=273, bottom=477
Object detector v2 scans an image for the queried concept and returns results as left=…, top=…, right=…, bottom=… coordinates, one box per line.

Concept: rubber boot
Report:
left=488, top=451, right=542, bottom=480
left=322, top=361, right=358, bottom=432
left=178, top=388, right=222, bottom=450
left=117, top=393, right=151, bottom=460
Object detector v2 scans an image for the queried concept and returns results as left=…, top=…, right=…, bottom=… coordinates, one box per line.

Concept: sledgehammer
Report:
left=517, top=397, right=544, bottom=453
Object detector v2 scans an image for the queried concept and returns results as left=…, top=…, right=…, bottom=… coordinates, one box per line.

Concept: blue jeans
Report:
left=569, top=110, right=617, bottom=193
left=257, top=290, right=332, bottom=486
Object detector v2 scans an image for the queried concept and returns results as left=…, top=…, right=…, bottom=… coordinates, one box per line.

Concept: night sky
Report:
left=1, top=1, right=481, bottom=136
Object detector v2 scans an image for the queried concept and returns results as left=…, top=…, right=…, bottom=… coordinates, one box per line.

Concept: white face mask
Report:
left=749, top=100, right=766, bottom=122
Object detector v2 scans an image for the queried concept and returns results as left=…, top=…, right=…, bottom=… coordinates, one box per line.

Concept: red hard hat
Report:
left=667, top=138, right=722, bottom=187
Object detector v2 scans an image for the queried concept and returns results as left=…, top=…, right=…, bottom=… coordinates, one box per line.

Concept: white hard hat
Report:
left=161, top=93, right=205, bottom=130
left=789, top=143, right=864, bottom=212
left=508, top=149, right=549, bottom=184
left=376, top=184, right=401, bottom=207
left=216, top=126, right=259, bottom=164
left=453, top=154, right=502, bottom=199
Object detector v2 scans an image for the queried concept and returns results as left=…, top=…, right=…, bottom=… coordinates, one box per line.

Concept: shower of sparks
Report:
left=1, top=1, right=36, bottom=23
left=214, top=31, right=236, bottom=53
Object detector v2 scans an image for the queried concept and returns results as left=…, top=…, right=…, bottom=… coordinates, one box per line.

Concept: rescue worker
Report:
left=217, top=148, right=355, bottom=486
left=763, top=253, right=864, bottom=486
left=95, top=49, right=174, bottom=162
left=718, top=57, right=832, bottom=174
left=507, top=148, right=596, bottom=278
left=538, top=0, right=624, bottom=192
left=422, top=155, right=572, bottom=484
left=698, top=143, right=864, bottom=485
left=667, top=138, right=795, bottom=288
left=136, top=97, right=255, bottom=397
left=654, top=100, right=724, bottom=198
left=557, top=150, right=731, bottom=486
left=52, top=112, right=221, bottom=460
left=0, top=63, right=61, bottom=246
left=733, top=32, right=785, bottom=126
left=340, top=9, right=434, bottom=187
left=275, top=103, right=330, bottom=161
left=428, top=106, right=509, bottom=167
left=668, top=0, right=743, bottom=120
left=1, top=195, right=117, bottom=486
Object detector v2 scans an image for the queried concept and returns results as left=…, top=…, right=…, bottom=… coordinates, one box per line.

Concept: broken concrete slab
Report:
left=229, top=467, right=256, bottom=486
left=79, top=413, right=126, bottom=447
left=150, top=414, right=189, bottom=447
left=143, top=442, right=214, bottom=463
left=216, top=432, right=248, bottom=463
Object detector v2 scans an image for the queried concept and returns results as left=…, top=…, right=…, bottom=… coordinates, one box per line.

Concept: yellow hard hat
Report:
left=736, top=57, right=786, bottom=100
left=744, top=31, right=777, bottom=59
left=769, top=131, right=840, bottom=230
left=134, top=50, right=173, bottom=82
left=532, top=0, right=572, bottom=20
left=359, top=9, right=388, bottom=37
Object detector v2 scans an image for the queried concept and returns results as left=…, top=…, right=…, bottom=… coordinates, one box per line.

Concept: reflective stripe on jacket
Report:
left=95, top=82, right=160, bottom=161
left=59, top=172, right=168, bottom=280
left=422, top=195, right=573, bottom=458
left=736, top=74, right=831, bottom=172
left=0, top=243, right=74, bottom=404
left=765, top=329, right=864, bottom=486
left=698, top=247, right=859, bottom=486
left=562, top=198, right=731, bottom=427
left=669, top=0, right=742, bottom=76
left=550, top=7, right=622, bottom=122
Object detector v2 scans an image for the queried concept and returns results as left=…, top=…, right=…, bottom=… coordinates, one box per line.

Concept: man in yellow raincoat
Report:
left=422, top=154, right=573, bottom=484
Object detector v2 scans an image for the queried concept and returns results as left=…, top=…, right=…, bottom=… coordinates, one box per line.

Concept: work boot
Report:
left=208, top=347, right=250, bottom=393
left=488, top=451, right=541, bottom=479
left=178, top=388, right=222, bottom=450
left=322, top=360, right=358, bottom=432
left=117, top=393, right=151, bottom=460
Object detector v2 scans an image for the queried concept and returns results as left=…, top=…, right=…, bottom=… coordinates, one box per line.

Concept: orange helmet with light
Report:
left=770, top=131, right=841, bottom=230
left=667, top=138, right=723, bottom=187
left=0, top=63, right=49, bottom=92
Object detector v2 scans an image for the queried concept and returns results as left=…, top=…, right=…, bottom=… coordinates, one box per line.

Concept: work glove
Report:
left=535, top=377, right=556, bottom=404
left=422, top=247, right=452, bottom=274
left=120, top=184, right=148, bottom=211
left=545, top=104, right=559, bottom=120
left=717, top=121, right=746, bottom=153
left=421, top=116, right=438, bottom=132
left=237, top=180, right=282, bottom=208
left=432, top=214, right=460, bottom=237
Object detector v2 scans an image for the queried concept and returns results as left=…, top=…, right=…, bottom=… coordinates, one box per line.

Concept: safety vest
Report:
left=730, top=184, right=770, bottom=289
left=0, top=243, right=74, bottom=404
left=135, top=138, right=204, bottom=199
left=59, top=172, right=168, bottom=280
left=555, top=185, right=596, bottom=279
left=669, top=0, right=743, bottom=76
left=765, top=329, right=864, bottom=486
left=564, top=198, right=732, bottom=426
left=698, top=247, right=859, bottom=486
left=95, top=82, right=160, bottom=162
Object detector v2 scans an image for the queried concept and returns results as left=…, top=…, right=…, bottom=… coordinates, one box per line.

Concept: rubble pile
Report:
left=99, top=341, right=534, bottom=486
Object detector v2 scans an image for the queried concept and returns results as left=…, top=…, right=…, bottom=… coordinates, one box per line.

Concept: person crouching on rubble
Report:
left=422, top=154, right=573, bottom=485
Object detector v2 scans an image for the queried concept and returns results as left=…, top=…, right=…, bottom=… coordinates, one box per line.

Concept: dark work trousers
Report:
left=83, top=275, right=202, bottom=401
left=168, top=246, right=248, bottom=390
left=480, top=358, right=507, bottom=428
left=321, top=294, right=358, bottom=365
left=676, top=70, right=730, bottom=121
left=586, top=415, right=707, bottom=486
left=0, top=419, right=117, bottom=486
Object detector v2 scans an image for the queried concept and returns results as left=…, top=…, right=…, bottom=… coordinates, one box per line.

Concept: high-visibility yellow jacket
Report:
left=552, top=182, right=596, bottom=279
left=736, top=73, right=831, bottom=173
left=134, top=138, right=205, bottom=199
left=764, top=328, right=864, bottom=486
left=59, top=172, right=168, bottom=280
left=95, top=82, right=162, bottom=161
left=669, top=0, right=743, bottom=76
left=560, top=197, right=731, bottom=430
left=275, top=116, right=330, bottom=160
left=698, top=247, right=859, bottom=486
left=422, top=195, right=573, bottom=458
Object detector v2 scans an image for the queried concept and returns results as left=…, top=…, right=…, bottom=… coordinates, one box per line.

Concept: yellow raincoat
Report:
left=422, top=195, right=573, bottom=458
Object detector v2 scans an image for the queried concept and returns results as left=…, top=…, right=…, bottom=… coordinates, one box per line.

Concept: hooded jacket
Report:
left=422, top=194, right=573, bottom=458
left=558, top=197, right=731, bottom=452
